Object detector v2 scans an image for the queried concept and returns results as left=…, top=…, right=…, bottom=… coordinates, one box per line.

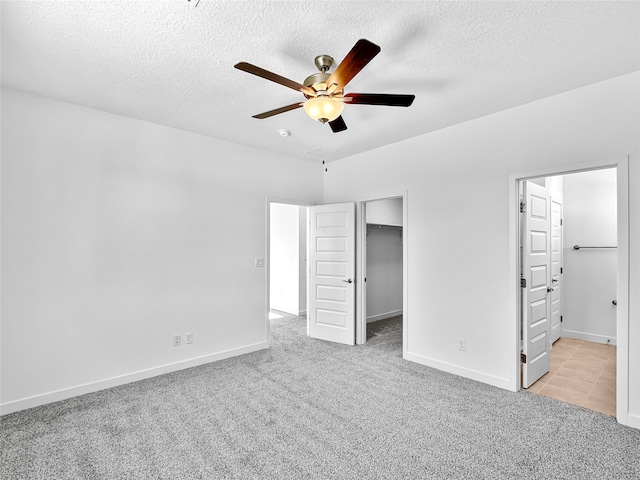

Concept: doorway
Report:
left=267, top=200, right=308, bottom=329
left=520, top=169, right=617, bottom=416
left=359, top=196, right=407, bottom=353
left=511, top=157, right=629, bottom=424
left=363, top=198, right=403, bottom=344
left=269, top=195, right=408, bottom=353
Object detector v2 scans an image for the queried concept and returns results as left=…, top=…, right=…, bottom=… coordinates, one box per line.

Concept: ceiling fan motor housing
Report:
left=303, top=72, right=330, bottom=90
left=303, top=55, right=340, bottom=98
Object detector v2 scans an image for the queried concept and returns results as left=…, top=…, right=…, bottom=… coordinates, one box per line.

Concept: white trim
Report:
left=509, top=157, right=626, bottom=180
left=358, top=201, right=367, bottom=345
left=0, top=341, right=268, bottom=416
left=270, top=305, right=298, bottom=316
left=561, top=330, right=616, bottom=346
left=403, top=192, right=409, bottom=360
left=367, top=309, right=403, bottom=323
left=509, top=156, right=631, bottom=428
left=628, top=414, right=640, bottom=430
left=405, top=351, right=511, bottom=390
left=615, top=158, right=630, bottom=427
left=509, top=176, right=522, bottom=392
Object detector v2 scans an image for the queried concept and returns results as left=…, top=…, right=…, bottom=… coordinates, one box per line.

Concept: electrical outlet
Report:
left=458, top=338, right=466, bottom=351
left=255, top=257, right=264, bottom=267
left=186, top=332, right=193, bottom=344
left=173, top=335, right=181, bottom=347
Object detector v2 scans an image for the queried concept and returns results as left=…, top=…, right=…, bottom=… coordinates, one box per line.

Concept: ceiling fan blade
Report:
left=329, top=116, right=347, bottom=133
left=344, top=93, right=415, bottom=107
left=235, top=62, right=307, bottom=93
left=252, top=102, right=303, bottom=119
left=325, top=39, right=381, bottom=90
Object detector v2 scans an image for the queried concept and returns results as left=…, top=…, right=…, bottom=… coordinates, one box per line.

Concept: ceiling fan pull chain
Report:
left=323, top=125, right=327, bottom=172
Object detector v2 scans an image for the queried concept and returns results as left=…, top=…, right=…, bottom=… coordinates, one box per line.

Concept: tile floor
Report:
left=526, top=337, right=616, bottom=416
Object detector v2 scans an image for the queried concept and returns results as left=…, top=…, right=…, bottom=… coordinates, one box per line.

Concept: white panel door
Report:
left=549, top=196, right=563, bottom=344
left=522, top=182, right=551, bottom=388
left=308, top=203, right=356, bottom=345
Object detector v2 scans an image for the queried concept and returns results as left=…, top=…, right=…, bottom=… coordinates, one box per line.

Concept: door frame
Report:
left=265, top=197, right=312, bottom=346
left=357, top=192, right=408, bottom=358
left=509, top=156, right=630, bottom=425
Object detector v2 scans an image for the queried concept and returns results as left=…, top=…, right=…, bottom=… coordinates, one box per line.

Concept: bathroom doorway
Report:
left=510, top=157, right=629, bottom=425
left=520, top=169, right=617, bottom=415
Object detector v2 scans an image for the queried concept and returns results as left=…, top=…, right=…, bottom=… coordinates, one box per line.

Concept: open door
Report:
left=308, top=203, right=356, bottom=345
left=521, top=181, right=552, bottom=387
left=549, top=196, right=563, bottom=344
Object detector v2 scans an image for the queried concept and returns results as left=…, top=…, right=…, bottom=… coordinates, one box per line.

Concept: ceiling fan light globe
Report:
left=303, top=97, right=344, bottom=123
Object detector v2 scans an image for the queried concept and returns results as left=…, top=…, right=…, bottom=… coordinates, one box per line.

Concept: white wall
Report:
left=270, top=203, right=300, bottom=315
left=0, top=88, right=323, bottom=413
left=366, top=225, right=403, bottom=322
left=324, top=72, right=640, bottom=425
left=366, top=198, right=403, bottom=226
left=545, top=175, right=564, bottom=200
left=563, top=169, right=617, bottom=343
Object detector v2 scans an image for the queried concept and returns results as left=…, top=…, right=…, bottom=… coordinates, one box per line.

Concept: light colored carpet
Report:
left=2, top=315, right=639, bottom=479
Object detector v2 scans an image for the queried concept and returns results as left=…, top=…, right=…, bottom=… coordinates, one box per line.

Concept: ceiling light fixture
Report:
left=235, top=39, right=415, bottom=131
left=303, top=95, right=344, bottom=124
left=277, top=129, right=291, bottom=137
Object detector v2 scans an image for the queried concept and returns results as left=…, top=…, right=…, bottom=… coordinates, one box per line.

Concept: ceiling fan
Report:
left=234, top=39, right=415, bottom=133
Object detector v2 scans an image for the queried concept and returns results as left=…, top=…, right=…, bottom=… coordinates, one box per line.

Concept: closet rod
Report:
left=367, top=223, right=402, bottom=230
left=572, top=245, right=617, bottom=250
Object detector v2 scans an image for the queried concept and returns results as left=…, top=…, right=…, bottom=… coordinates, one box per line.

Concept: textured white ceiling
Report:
left=2, top=1, right=639, bottom=163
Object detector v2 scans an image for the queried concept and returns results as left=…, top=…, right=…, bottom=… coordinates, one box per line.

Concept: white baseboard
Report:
left=367, top=309, right=403, bottom=323
left=298, top=310, right=307, bottom=317
left=0, top=341, right=268, bottom=416
left=562, top=330, right=616, bottom=345
left=270, top=307, right=298, bottom=316
left=404, top=351, right=511, bottom=391
left=626, top=413, right=640, bottom=430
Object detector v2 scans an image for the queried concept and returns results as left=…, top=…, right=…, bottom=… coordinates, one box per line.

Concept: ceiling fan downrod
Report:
left=314, top=54, right=334, bottom=73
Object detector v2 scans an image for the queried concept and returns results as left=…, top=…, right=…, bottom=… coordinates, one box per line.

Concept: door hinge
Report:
left=560, top=315, right=563, bottom=323
left=560, top=218, right=563, bottom=226
left=521, top=353, right=527, bottom=364
left=520, top=202, right=526, bottom=213
left=560, top=267, right=563, bottom=274
left=520, top=278, right=527, bottom=288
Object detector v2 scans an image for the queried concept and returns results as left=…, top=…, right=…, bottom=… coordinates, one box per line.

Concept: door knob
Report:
left=552, top=278, right=558, bottom=283
left=342, top=279, right=353, bottom=284
left=547, top=287, right=555, bottom=293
